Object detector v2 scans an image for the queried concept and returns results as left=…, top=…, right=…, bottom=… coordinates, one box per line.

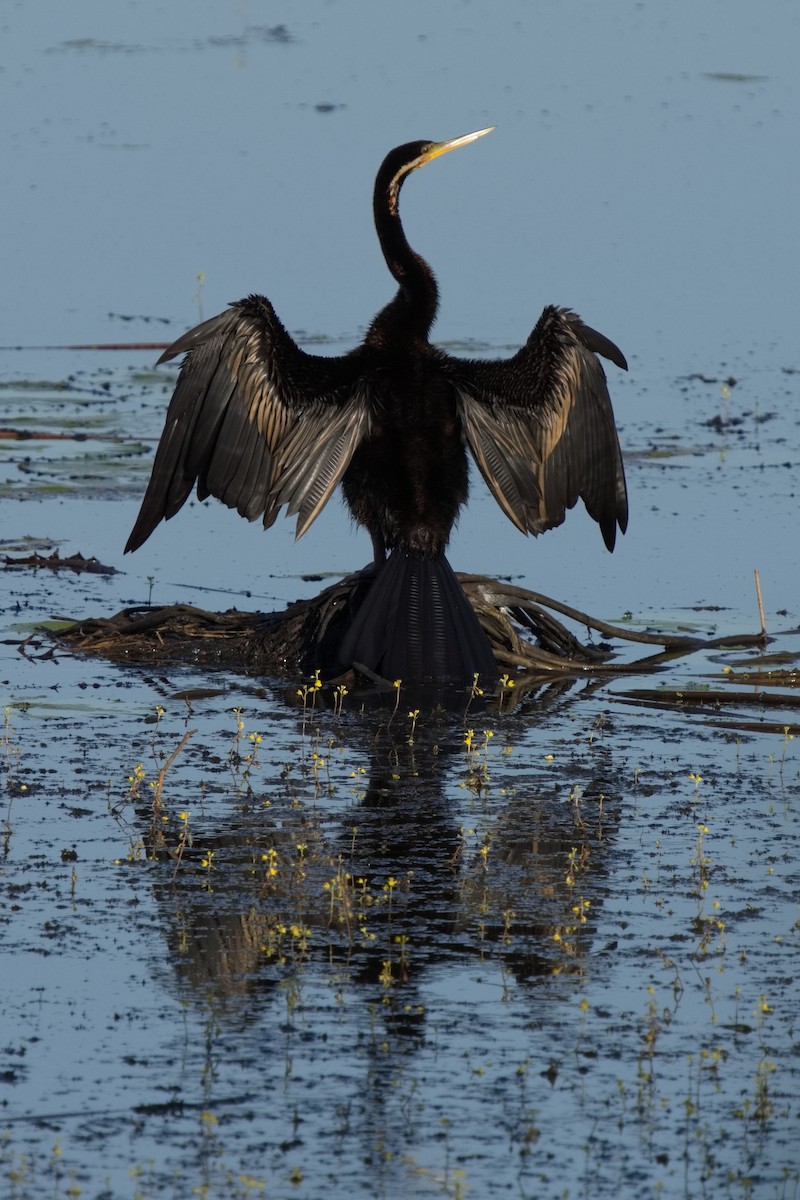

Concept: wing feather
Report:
left=271, top=391, right=372, bottom=537
left=450, top=305, right=628, bottom=551
left=125, top=295, right=369, bottom=553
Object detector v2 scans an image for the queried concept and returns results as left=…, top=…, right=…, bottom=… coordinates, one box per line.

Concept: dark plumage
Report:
left=126, top=127, right=628, bottom=686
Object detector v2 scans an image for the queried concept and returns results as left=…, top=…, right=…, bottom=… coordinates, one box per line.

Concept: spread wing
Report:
left=125, top=295, right=370, bottom=552
left=449, top=305, right=628, bottom=551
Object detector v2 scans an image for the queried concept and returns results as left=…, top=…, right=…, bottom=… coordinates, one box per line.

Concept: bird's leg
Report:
left=370, top=531, right=387, bottom=569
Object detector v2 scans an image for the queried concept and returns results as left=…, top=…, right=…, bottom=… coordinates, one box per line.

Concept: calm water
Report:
left=1, top=2, right=799, bottom=1198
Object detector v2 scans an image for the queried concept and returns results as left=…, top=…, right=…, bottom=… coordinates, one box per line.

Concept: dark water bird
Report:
left=125, top=127, right=628, bottom=686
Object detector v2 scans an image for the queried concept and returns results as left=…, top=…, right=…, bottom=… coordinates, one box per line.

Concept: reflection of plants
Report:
left=508, top=1057, right=541, bottom=1164
left=689, top=822, right=711, bottom=895
left=117, top=710, right=196, bottom=862
left=693, top=900, right=726, bottom=959
left=172, top=808, right=192, bottom=877
left=462, top=727, right=493, bottom=796
left=321, top=859, right=410, bottom=950
left=229, top=708, right=263, bottom=796
left=736, top=994, right=779, bottom=1124
left=573, top=997, right=590, bottom=1061
left=732, top=1040, right=777, bottom=1127
left=686, top=1041, right=729, bottom=1138
left=378, top=956, right=395, bottom=991
left=405, top=1123, right=468, bottom=1200
left=552, top=896, right=590, bottom=960
left=2, top=705, right=26, bottom=797
left=766, top=725, right=796, bottom=786
left=200, top=848, right=216, bottom=890
left=569, top=784, right=586, bottom=831
left=1, top=1137, right=82, bottom=1200
left=1, top=1135, right=31, bottom=1199
left=564, top=836, right=591, bottom=890
left=778, top=724, right=795, bottom=784
left=323, top=859, right=359, bottom=937
left=752, top=1057, right=777, bottom=1122
left=107, top=701, right=621, bottom=1173
left=637, top=986, right=667, bottom=1119
left=686, top=807, right=727, bottom=956
left=261, top=920, right=312, bottom=966
left=309, top=743, right=334, bottom=798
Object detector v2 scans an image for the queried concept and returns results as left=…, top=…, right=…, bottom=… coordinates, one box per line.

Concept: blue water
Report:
left=1, top=3, right=799, bottom=1198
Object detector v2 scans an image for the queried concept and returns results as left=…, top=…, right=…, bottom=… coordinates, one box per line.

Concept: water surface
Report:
left=1, top=3, right=799, bottom=1198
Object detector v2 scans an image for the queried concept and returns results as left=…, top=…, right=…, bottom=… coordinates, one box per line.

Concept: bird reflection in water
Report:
left=146, top=701, right=620, bottom=1022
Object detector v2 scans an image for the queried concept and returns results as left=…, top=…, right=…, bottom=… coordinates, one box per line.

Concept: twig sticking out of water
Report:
left=754, top=569, right=767, bottom=640
left=153, top=729, right=196, bottom=814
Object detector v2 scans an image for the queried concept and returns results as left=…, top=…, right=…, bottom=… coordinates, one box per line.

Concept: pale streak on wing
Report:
left=125, top=297, right=369, bottom=553
left=451, top=305, right=627, bottom=546
left=531, top=349, right=582, bottom=465
left=232, top=325, right=372, bottom=538
left=268, top=388, right=372, bottom=539
left=455, top=390, right=543, bottom=533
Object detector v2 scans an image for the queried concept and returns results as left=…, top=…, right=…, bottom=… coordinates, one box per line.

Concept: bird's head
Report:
left=378, top=127, right=495, bottom=215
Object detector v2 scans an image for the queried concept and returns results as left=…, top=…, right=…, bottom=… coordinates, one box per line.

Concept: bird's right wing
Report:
left=125, top=295, right=370, bottom=552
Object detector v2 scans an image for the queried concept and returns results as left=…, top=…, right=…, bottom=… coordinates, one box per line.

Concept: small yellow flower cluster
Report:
left=297, top=669, right=324, bottom=702
left=261, top=847, right=279, bottom=878
left=127, top=761, right=147, bottom=798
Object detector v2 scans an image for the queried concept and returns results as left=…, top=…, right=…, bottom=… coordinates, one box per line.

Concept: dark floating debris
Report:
left=253, top=24, right=293, bottom=44
left=703, top=414, right=744, bottom=433
left=680, top=373, right=737, bottom=387
left=703, top=72, right=768, bottom=84
left=3, top=550, right=118, bottom=575
left=108, top=313, right=172, bottom=326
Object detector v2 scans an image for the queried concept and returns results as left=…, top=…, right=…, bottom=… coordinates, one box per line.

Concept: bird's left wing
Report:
left=125, top=295, right=370, bottom=553
left=447, top=306, right=628, bottom=551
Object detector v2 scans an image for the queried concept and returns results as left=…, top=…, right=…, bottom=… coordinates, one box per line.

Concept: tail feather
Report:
left=338, top=550, right=498, bottom=686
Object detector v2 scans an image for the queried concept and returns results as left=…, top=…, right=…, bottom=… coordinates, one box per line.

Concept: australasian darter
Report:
left=125, top=127, right=628, bottom=686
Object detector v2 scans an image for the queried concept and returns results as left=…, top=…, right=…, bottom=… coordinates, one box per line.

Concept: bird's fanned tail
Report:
left=338, top=549, right=498, bottom=687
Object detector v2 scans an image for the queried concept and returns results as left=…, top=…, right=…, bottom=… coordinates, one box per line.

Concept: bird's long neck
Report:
left=373, top=170, right=439, bottom=341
